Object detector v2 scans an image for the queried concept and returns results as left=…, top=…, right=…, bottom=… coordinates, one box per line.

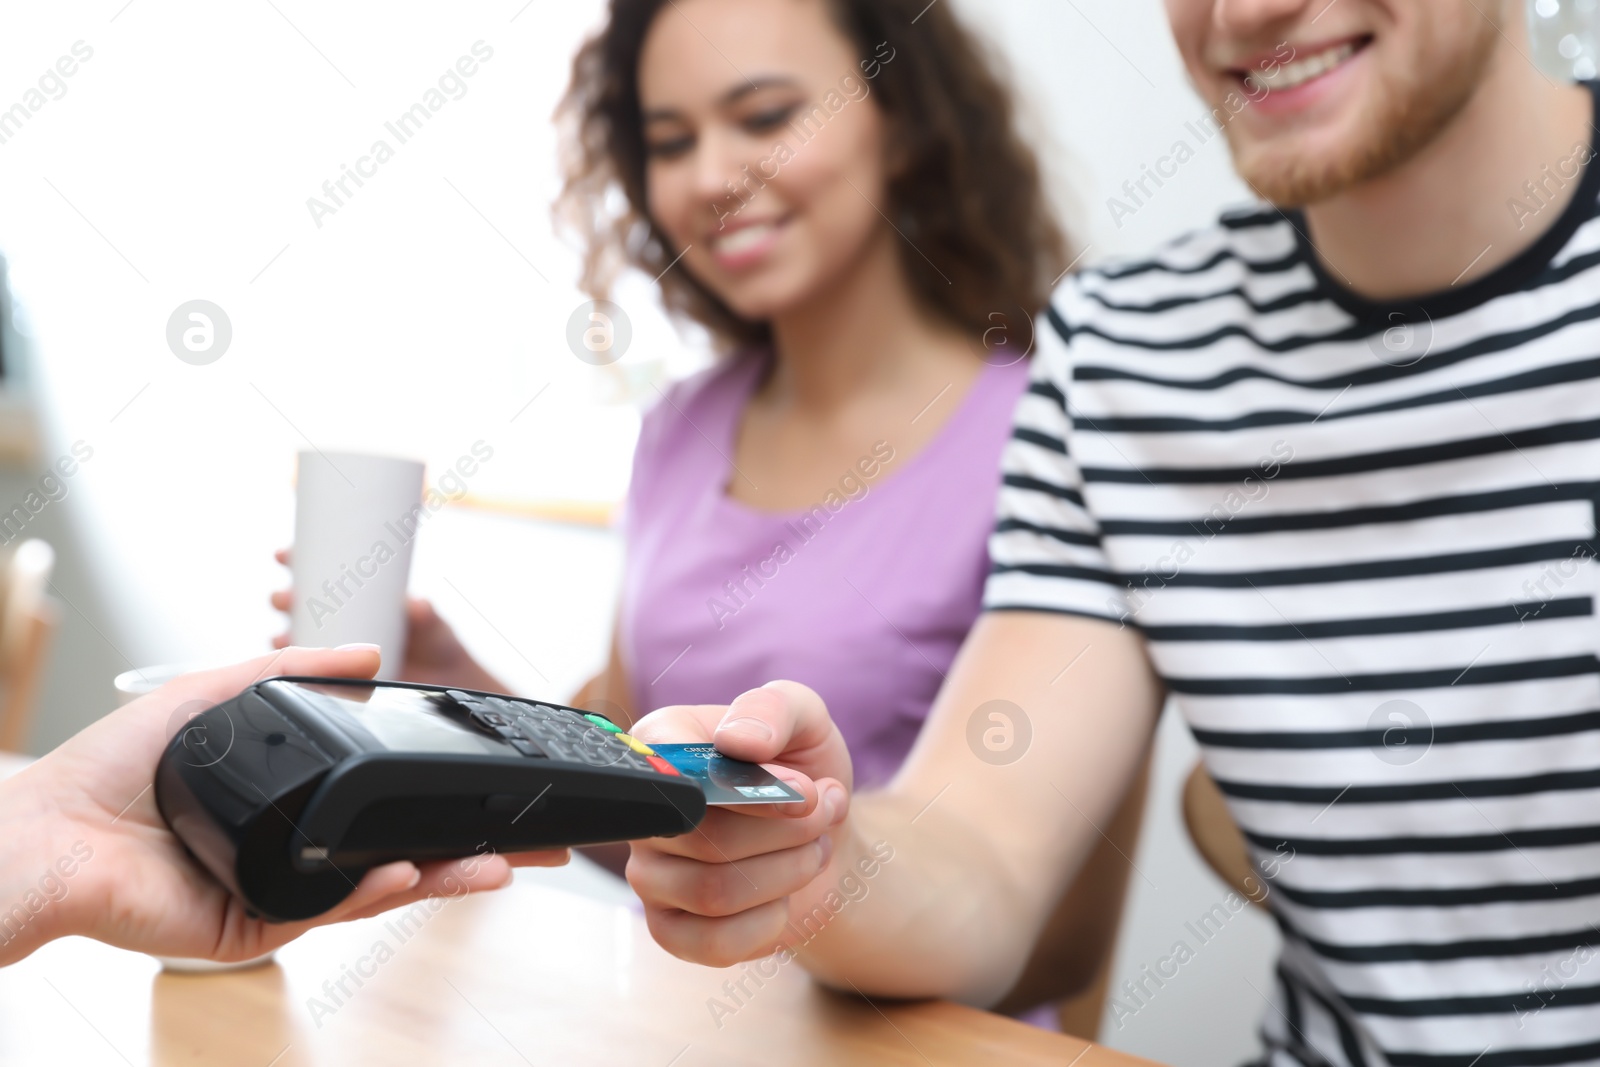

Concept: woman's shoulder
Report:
left=983, top=354, right=1034, bottom=401
left=649, top=354, right=761, bottom=420
left=632, top=352, right=765, bottom=479
left=956, top=355, right=1033, bottom=436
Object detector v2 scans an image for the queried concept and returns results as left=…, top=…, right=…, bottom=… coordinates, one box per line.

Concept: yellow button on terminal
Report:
left=618, top=734, right=656, bottom=757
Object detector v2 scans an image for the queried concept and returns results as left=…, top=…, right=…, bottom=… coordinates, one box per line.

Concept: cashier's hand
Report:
left=627, top=681, right=852, bottom=967
left=0, top=646, right=568, bottom=968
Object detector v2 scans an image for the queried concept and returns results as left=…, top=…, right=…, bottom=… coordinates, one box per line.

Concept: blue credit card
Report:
left=648, top=743, right=806, bottom=806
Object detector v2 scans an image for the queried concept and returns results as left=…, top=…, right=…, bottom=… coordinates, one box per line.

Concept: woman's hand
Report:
left=268, top=548, right=505, bottom=692
left=0, top=646, right=568, bottom=967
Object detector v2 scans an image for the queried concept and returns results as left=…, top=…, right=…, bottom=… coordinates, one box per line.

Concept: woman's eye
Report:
left=645, top=135, right=695, bottom=159
left=743, top=106, right=795, bottom=133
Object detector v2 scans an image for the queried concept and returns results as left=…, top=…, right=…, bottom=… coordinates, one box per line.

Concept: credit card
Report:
left=648, top=743, right=806, bottom=806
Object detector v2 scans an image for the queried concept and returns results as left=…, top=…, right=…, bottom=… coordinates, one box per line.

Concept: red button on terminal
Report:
left=647, top=756, right=679, bottom=776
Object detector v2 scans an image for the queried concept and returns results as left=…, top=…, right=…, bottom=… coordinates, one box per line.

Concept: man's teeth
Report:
left=715, top=223, right=778, bottom=256
left=1245, top=41, right=1357, bottom=94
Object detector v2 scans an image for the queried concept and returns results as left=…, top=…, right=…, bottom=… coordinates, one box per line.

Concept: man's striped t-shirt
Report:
left=984, top=86, right=1600, bottom=1067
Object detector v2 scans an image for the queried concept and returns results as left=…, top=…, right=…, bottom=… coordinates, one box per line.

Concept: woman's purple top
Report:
left=620, top=353, right=1029, bottom=788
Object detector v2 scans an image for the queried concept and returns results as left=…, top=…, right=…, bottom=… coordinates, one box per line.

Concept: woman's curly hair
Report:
left=555, top=0, right=1071, bottom=354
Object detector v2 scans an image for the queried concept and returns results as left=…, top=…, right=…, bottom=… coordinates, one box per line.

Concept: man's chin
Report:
left=1230, top=142, right=1364, bottom=209
left=1227, top=114, right=1435, bottom=209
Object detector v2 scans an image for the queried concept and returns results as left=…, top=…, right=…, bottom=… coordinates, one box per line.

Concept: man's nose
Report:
left=1210, top=0, right=1313, bottom=40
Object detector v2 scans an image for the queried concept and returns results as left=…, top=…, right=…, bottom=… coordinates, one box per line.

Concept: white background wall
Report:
left=0, top=1, right=1292, bottom=1062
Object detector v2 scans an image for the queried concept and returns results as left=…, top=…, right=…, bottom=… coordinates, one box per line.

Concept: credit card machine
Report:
left=154, top=677, right=708, bottom=922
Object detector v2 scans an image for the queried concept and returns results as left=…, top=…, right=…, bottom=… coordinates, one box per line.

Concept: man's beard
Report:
left=1224, top=20, right=1502, bottom=207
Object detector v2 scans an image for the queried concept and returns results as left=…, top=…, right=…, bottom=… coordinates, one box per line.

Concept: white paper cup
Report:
left=289, top=451, right=425, bottom=679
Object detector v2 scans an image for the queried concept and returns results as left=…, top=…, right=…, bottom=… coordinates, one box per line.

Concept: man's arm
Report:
left=628, top=609, right=1162, bottom=1007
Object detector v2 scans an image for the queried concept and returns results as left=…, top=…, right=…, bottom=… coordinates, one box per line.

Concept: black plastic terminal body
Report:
left=154, top=676, right=707, bottom=922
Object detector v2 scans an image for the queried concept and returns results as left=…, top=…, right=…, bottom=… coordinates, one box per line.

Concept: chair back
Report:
left=1181, top=760, right=1258, bottom=901
left=0, top=538, right=56, bottom=753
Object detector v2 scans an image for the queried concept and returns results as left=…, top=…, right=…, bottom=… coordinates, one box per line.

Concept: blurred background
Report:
left=0, top=1, right=1590, bottom=1062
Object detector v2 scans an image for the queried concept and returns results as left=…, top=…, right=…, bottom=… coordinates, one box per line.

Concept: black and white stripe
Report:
left=986, top=84, right=1600, bottom=1067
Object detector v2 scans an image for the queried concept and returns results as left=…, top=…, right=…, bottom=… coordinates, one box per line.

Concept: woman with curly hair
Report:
left=551, top=0, right=1142, bottom=1031
left=556, top=0, right=1068, bottom=782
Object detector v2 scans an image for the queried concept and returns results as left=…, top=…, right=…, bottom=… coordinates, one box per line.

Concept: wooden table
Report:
left=0, top=753, right=1157, bottom=1066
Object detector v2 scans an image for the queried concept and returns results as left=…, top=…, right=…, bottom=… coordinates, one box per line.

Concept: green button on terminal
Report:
left=584, top=714, right=623, bottom=733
